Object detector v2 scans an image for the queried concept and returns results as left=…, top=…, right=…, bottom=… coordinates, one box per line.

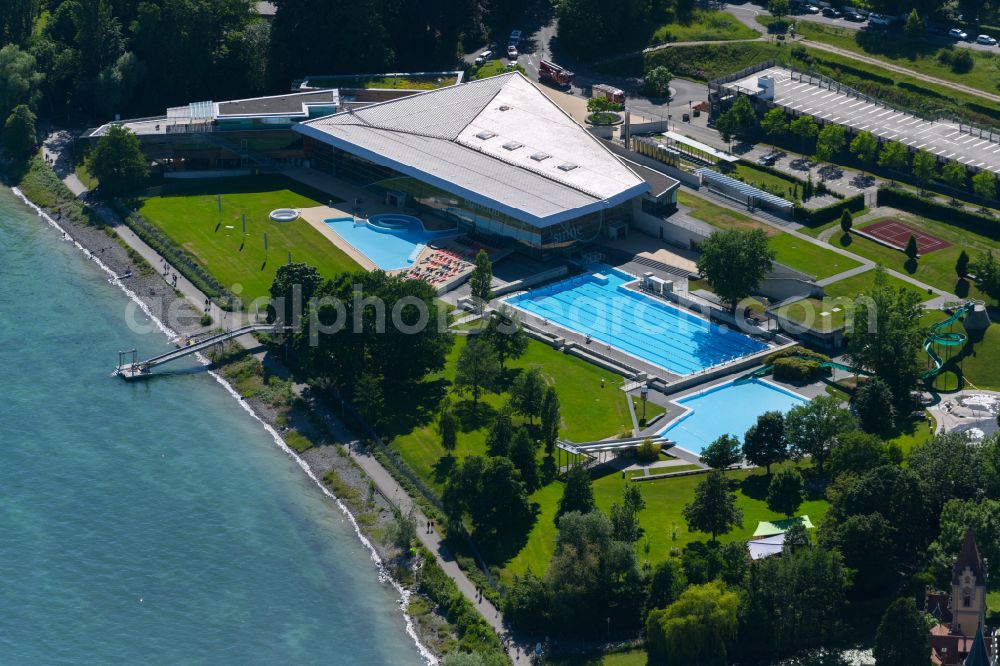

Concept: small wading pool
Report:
left=661, top=379, right=808, bottom=454
left=269, top=208, right=299, bottom=222
left=323, top=215, right=457, bottom=271
left=505, top=266, right=768, bottom=375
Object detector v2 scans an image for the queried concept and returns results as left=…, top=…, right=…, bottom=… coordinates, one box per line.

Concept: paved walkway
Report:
left=42, top=137, right=530, bottom=665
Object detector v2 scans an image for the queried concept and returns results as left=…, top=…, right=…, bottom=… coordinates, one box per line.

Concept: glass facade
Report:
left=305, top=139, right=634, bottom=251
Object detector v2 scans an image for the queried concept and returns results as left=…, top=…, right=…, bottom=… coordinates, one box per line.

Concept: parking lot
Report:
left=724, top=66, right=1000, bottom=173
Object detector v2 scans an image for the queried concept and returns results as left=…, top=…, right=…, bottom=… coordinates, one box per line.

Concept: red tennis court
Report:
left=860, top=218, right=951, bottom=254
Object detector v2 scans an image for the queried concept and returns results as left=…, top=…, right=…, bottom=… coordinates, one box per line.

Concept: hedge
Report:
left=875, top=187, right=999, bottom=241
left=793, top=194, right=865, bottom=226
left=416, top=547, right=507, bottom=659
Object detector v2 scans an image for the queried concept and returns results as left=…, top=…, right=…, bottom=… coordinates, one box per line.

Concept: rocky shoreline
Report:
left=6, top=181, right=450, bottom=662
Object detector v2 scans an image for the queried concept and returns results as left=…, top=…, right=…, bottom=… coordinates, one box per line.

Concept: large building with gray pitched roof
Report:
left=295, top=72, right=671, bottom=251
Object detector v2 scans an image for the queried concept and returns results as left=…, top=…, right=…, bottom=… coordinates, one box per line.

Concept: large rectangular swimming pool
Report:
left=505, top=268, right=768, bottom=375
left=661, top=379, right=807, bottom=454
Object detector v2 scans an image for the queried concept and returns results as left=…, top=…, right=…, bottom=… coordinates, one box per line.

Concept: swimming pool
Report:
left=661, top=379, right=807, bottom=454
left=323, top=215, right=456, bottom=271
left=505, top=268, right=768, bottom=375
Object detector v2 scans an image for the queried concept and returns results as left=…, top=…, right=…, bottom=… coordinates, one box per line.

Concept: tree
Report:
left=556, top=465, right=595, bottom=522
left=908, top=433, right=991, bottom=518
left=839, top=209, right=853, bottom=235
left=2, top=104, right=36, bottom=157
left=815, top=123, right=846, bottom=166
left=759, top=107, right=787, bottom=136
left=454, top=338, right=500, bottom=412
left=88, top=123, right=149, bottom=196
left=972, top=170, right=997, bottom=206
left=929, top=498, right=1000, bottom=583
left=715, top=111, right=737, bottom=145
left=645, top=558, right=687, bottom=613
left=509, top=428, right=539, bottom=492
left=643, top=65, right=672, bottom=97
left=768, top=0, right=790, bottom=21
left=646, top=582, right=739, bottom=665
left=743, top=411, right=787, bottom=474
left=540, top=387, right=561, bottom=455
left=741, top=546, right=849, bottom=654
left=942, top=160, right=967, bottom=197
left=486, top=405, right=515, bottom=457
left=480, top=305, right=527, bottom=371
left=469, top=249, right=493, bottom=313
left=784, top=395, right=857, bottom=474
left=715, top=96, right=756, bottom=144
left=683, top=471, right=743, bottom=542
left=972, top=251, right=1000, bottom=305
left=0, top=0, right=40, bottom=45
left=912, top=149, right=937, bottom=191
left=546, top=510, right=645, bottom=634
left=268, top=262, right=324, bottom=327
left=355, top=372, right=384, bottom=428
left=904, top=9, right=923, bottom=39
left=696, top=228, right=776, bottom=313
left=0, top=44, right=43, bottom=119
left=587, top=96, right=618, bottom=114
left=610, top=482, right=647, bottom=543
left=846, top=266, right=926, bottom=406
left=956, top=250, right=970, bottom=278
left=853, top=376, right=896, bottom=436
left=874, top=598, right=931, bottom=666
left=443, top=455, right=532, bottom=539
left=849, top=130, right=878, bottom=172
left=790, top=115, right=819, bottom=151
left=700, top=434, right=742, bottom=472
left=877, top=140, right=909, bottom=178
left=510, top=367, right=545, bottom=423
left=439, top=404, right=458, bottom=456
left=828, top=431, right=897, bottom=479
left=783, top=521, right=810, bottom=550
left=767, top=467, right=805, bottom=516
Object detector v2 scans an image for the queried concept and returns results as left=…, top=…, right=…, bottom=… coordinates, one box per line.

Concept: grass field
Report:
left=678, top=190, right=775, bottom=234
left=791, top=21, right=1000, bottom=97
left=304, top=74, right=458, bottom=90
left=388, top=336, right=631, bottom=493
left=769, top=233, right=863, bottom=280
left=732, top=163, right=804, bottom=202
left=650, top=10, right=759, bottom=45
left=830, top=213, right=998, bottom=302
left=550, top=648, right=648, bottom=665
left=504, top=462, right=829, bottom=580
left=921, top=309, right=1000, bottom=391
left=470, top=60, right=525, bottom=80
left=136, top=175, right=358, bottom=304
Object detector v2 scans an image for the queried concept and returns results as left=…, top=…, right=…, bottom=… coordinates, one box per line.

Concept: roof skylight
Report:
left=557, top=163, right=578, bottom=172
left=475, top=130, right=496, bottom=140
left=502, top=141, right=523, bottom=151
left=530, top=152, right=550, bottom=162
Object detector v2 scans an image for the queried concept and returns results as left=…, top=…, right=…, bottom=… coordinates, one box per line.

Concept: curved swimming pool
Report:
left=324, top=215, right=457, bottom=270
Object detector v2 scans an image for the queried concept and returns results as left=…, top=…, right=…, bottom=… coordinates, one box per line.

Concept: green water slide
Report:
left=733, top=357, right=868, bottom=384
left=921, top=302, right=975, bottom=382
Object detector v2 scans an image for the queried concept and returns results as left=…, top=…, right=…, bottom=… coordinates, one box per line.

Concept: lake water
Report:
left=0, top=188, right=424, bottom=664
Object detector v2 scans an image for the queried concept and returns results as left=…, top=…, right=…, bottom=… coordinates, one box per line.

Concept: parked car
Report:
left=507, top=44, right=518, bottom=59
left=868, top=13, right=891, bottom=25
left=976, top=34, right=998, bottom=45
left=822, top=7, right=842, bottom=18
left=949, top=27, right=969, bottom=39
left=474, top=50, right=493, bottom=65
left=804, top=4, right=821, bottom=13
left=843, top=10, right=865, bottom=21
left=509, top=29, right=522, bottom=45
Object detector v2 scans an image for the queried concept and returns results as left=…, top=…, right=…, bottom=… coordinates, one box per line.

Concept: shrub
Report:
left=793, top=194, right=865, bottom=226
left=200, top=313, right=213, bottom=326
left=950, top=49, right=974, bottom=73
left=772, top=356, right=826, bottom=383
left=636, top=438, right=662, bottom=463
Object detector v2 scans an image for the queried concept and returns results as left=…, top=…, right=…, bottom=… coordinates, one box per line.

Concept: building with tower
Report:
left=927, top=529, right=997, bottom=665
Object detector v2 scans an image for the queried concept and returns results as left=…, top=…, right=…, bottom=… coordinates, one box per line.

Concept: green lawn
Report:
left=769, top=233, right=863, bottom=280
left=632, top=395, right=666, bottom=427
left=823, top=268, right=934, bottom=302
left=732, top=163, right=803, bottom=202
left=388, top=336, right=632, bottom=493
left=650, top=9, right=759, bottom=45
left=304, top=74, right=458, bottom=90
left=550, top=649, right=649, bottom=666
left=830, top=214, right=999, bottom=301
left=921, top=309, right=1000, bottom=391
left=504, top=462, right=829, bottom=580
left=469, top=59, right=525, bottom=80
left=678, top=190, right=775, bottom=234
left=791, top=20, right=1000, bottom=97
left=136, top=175, right=358, bottom=304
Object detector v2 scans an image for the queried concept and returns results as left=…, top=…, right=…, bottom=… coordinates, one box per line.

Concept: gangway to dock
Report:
left=115, top=324, right=286, bottom=380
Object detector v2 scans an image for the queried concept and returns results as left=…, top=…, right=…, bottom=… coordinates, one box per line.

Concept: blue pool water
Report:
left=662, top=379, right=808, bottom=453
left=324, top=215, right=456, bottom=270
left=506, top=268, right=768, bottom=375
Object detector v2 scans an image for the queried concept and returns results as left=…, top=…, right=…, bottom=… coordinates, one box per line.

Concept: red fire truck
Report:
left=592, top=83, right=626, bottom=107
left=539, top=59, right=574, bottom=87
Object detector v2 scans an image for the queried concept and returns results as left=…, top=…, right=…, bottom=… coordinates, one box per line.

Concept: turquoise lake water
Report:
left=0, top=188, right=422, bottom=664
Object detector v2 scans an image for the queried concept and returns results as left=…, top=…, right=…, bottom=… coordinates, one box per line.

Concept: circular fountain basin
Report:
left=270, top=208, right=299, bottom=222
